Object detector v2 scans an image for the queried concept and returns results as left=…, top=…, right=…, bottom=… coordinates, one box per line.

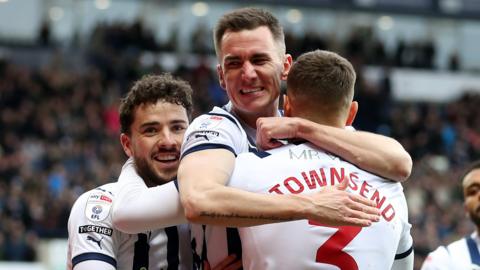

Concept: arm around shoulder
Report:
left=111, top=180, right=186, bottom=233
left=295, top=118, right=412, bottom=182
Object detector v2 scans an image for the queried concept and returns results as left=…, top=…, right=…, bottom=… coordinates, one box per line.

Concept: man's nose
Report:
left=241, top=61, right=257, bottom=81
left=157, top=130, right=177, bottom=148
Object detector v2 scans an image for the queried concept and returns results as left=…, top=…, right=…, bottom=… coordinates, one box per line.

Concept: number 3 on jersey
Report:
left=308, top=220, right=362, bottom=270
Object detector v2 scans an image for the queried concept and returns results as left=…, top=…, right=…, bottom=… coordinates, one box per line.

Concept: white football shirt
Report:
left=181, top=102, right=280, bottom=268
left=421, top=232, right=480, bottom=270
left=67, top=182, right=192, bottom=270
left=228, top=142, right=413, bottom=270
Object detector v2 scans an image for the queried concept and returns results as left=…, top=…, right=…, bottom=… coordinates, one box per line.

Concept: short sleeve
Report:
left=181, top=110, right=249, bottom=158
left=67, top=186, right=118, bottom=269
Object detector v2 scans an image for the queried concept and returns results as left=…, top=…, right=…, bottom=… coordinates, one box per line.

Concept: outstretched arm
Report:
left=111, top=161, right=186, bottom=233
left=256, top=117, right=412, bottom=182
left=178, top=148, right=380, bottom=227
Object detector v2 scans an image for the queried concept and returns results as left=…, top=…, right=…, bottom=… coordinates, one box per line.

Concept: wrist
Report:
left=285, top=193, right=314, bottom=220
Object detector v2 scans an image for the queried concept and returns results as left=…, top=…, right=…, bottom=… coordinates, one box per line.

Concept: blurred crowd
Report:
left=0, top=20, right=478, bottom=269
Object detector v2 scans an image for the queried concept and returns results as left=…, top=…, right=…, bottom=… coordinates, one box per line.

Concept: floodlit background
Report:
left=0, top=0, right=479, bottom=269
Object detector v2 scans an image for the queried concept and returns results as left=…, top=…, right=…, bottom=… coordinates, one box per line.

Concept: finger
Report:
left=349, top=193, right=379, bottom=209
left=204, top=261, right=211, bottom=270
left=213, top=254, right=237, bottom=270
left=224, top=259, right=243, bottom=270
left=338, top=217, right=373, bottom=227
left=347, top=207, right=381, bottom=222
left=264, top=139, right=283, bottom=150
left=335, top=175, right=349, bottom=190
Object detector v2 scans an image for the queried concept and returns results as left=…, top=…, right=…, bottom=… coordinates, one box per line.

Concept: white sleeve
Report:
left=391, top=192, right=414, bottom=270
left=67, top=188, right=117, bottom=270
left=181, top=112, right=248, bottom=157
left=111, top=160, right=187, bottom=233
left=73, top=260, right=115, bottom=270
left=391, top=250, right=414, bottom=270
left=420, top=247, right=453, bottom=270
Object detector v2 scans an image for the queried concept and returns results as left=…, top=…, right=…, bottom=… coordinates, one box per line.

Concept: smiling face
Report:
left=120, top=101, right=189, bottom=187
left=464, top=168, right=480, bottom=228
left=216, top=26, right=292, bottom=127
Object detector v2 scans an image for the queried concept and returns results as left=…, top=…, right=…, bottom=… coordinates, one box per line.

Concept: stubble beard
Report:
left=134, top=156, right=173, bottom=187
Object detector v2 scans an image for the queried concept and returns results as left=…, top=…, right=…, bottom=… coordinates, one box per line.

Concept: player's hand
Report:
left=203, top=254, right=242, bottom=270
left=305, top=176, right=381, bottom=227
left=256, top=117, right=300, bottom=150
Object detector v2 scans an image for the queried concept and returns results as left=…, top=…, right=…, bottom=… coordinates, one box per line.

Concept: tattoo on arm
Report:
left=199, top=211, right=294, bottom=222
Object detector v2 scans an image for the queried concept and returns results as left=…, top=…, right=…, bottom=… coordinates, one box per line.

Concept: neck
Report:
left=295, top=112, right=345, bottom=129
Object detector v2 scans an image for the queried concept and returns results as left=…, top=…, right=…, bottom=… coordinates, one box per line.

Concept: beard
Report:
left=469, top=208, right=480, bottom=227
left=134, top=156, right=173, bottom=187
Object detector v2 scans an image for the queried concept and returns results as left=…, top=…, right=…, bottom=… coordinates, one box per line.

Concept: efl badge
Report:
left=85, top=192, right=113, bottom=222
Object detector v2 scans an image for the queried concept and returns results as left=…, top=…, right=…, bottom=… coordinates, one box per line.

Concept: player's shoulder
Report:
left=69, top=182, right=117, bottom=224
left=189, top=106, right=242, bottom=130
left=445, top=236, right=468, bottom=251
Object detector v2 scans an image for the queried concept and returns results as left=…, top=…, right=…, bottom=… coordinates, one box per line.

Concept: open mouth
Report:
left=240, top=87, right=264, bottom=94
left=153, top=154, right=179, bottom=164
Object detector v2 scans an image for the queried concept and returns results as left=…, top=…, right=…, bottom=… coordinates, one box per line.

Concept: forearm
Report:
left=181, top=183, right=307, bottom=226
left=112, top=181, right=187, bottom=233
left=296, top=118, right=412, bottom=182
left=179, top=148, right=379, bottom=227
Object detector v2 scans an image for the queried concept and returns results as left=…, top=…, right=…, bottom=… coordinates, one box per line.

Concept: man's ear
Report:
left=283, top=94, right=292, bottom=117
left=217, top=64, right=226, bottom=89
left=281, top=54, right=293, bottom=81
left=346, top=101, right=358, bottom=126
left=120, top=133, right=133, bottom=157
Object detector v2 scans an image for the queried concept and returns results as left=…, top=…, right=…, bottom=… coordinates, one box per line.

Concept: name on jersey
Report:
left=289, top=149, right=336, bottom=160
left=78, top=225, right=113, bottom=236
left=268, top=167, right=395, bottom=222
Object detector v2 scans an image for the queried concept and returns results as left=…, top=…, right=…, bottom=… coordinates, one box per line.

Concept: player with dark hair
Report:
left=111, top=7, right=411, bottom=269
left=178, top=7, right=412, bottom=267
left=421, top=161, right=480, bottom=270
left=67, top=74, right=194, bottom=270
left=228, top=49, right=413, bottom=269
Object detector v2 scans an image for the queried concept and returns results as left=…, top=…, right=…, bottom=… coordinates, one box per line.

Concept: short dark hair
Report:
left=287, top=50, right=356, bottom=115
left=461, top=160, right=480, bottom=183
left=119, top=73, right=193, bottom=134
left=214, top=7, right=285, bottom=57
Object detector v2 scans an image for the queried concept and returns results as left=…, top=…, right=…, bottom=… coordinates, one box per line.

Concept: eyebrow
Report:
left=224, top=52, right=271, bottom=62
left=466, top=182, right=480, bottom=190
left=139, top=119, right=188, bottom=128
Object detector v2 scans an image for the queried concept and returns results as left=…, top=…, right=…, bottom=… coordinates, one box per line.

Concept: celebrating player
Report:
left=67, top=74, right=195, bottom=270
left=111, top=7, right=411, bottom=269
left=421, top=161, right=480, bottom=270
left=227, top=49, right=413, bottom=269
left=178, top=7, right=412, bottom=267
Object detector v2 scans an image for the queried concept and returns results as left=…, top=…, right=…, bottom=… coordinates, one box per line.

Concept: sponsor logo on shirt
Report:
left=100, top=195, right=112, bottom=203
left=87, top=236, right=104, bottom=250
left=199, top=116, right=224, bottom=129
left=85, top=191, right=112, bottom=221
left=186, top=130, right=220, bottom=143
left=78, top=225, right=113, bottom=236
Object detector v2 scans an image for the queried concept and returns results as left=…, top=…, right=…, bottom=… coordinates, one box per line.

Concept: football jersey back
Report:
left=228, top=143, right=412, bottom=270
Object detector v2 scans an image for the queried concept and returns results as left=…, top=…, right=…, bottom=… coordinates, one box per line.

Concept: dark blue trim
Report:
left=72, top=252, right=116, bottom=268
left=395, top=246, right=413, bottom=260
left=165, top=226, right=180, bottom=269
left=226, top=228, right=243, bottom=262
left=248, top=147, right=271, bottom=158
left=181, top=144, right=236, bottom=159
left=133, top=233, right=150, bottom=270
left=206, top=113, right=241, bottom=130
left=173, top=179, right=179, bottom=191
left=466, top=236, right=480, bottom=265
left=201, top=225, right=208, bottom=264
